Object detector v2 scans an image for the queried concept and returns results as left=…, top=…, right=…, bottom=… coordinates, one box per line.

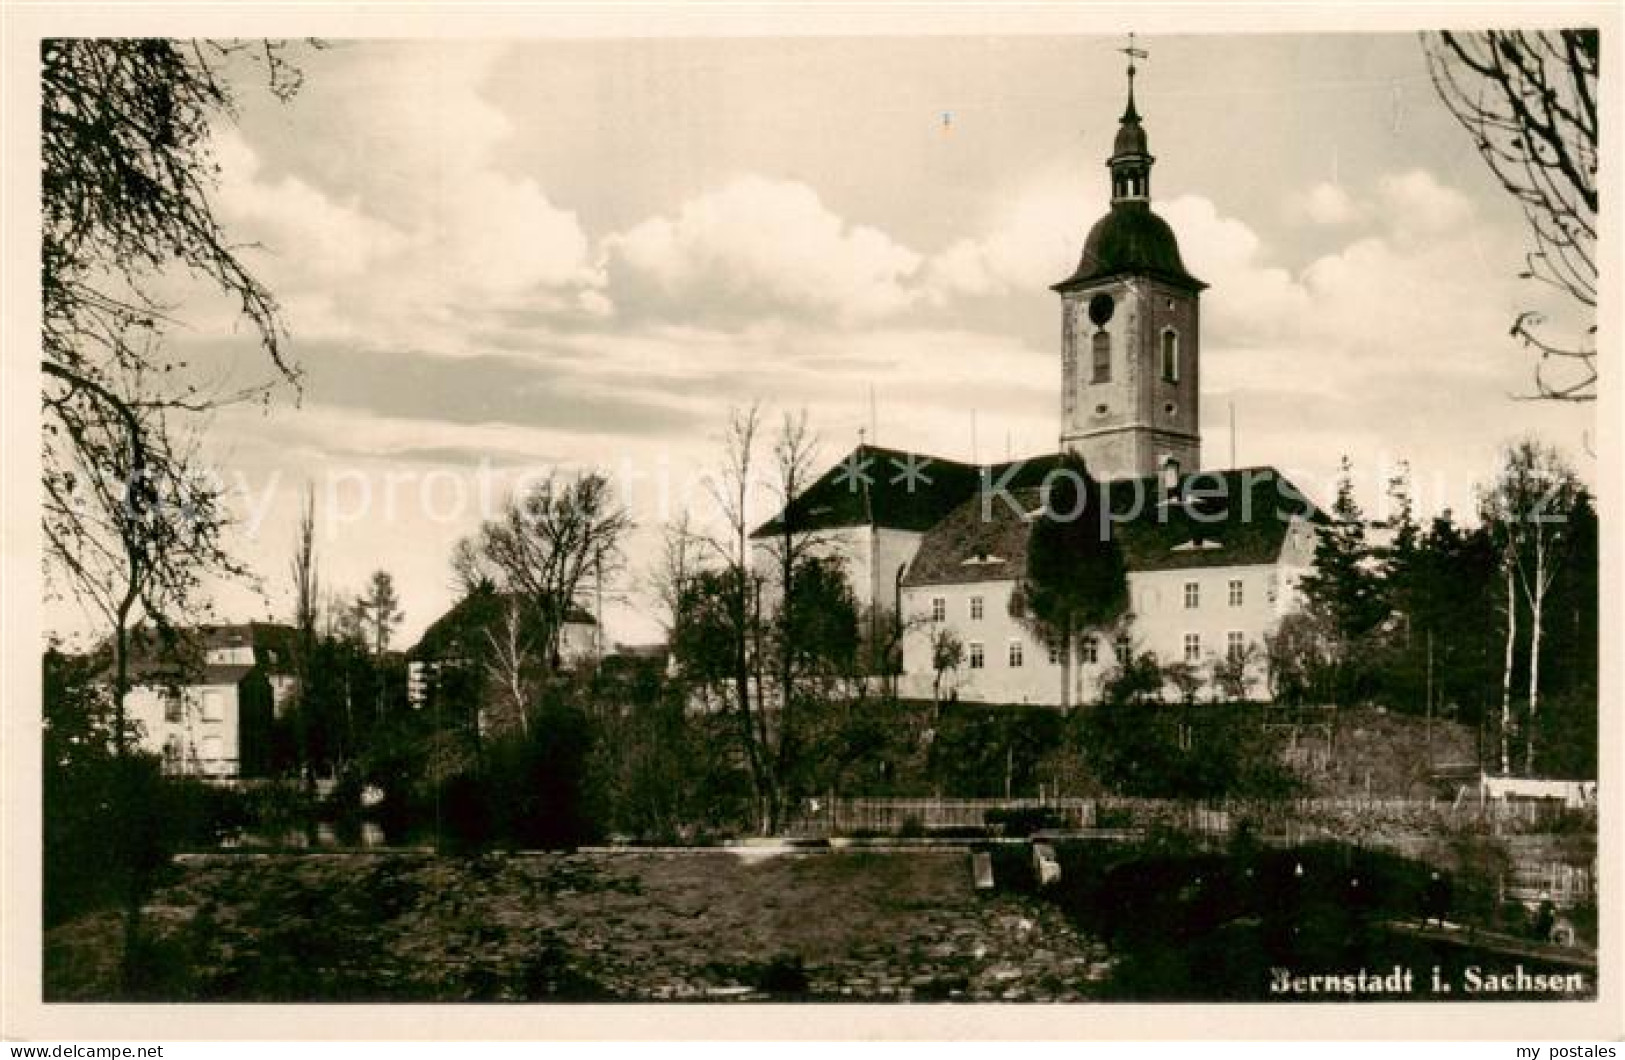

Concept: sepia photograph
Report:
left=2, top=2, right=1617, bottom=1041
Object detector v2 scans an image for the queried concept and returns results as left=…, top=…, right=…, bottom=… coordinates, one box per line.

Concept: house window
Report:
left=163, top=691, right=183, bottom=724
left=968, top=642, right=985, bottom=670
left=1227, top=631, right=1246, bottom=661
left=1161, top=329, right=1180, bottom=382
left=1081, top=636, right=1099, bottom=665
left=969, top=595, right=984, bottom=621
left=1008, top=641, right=1024, bottom=668
left=931, top=597, right=946, bottom=623
left=1047, top=638, right=1061, bottom=665
left=1184, top=633, right=1202, bottom=663
left=1184, top=581, right=1200, bottom=609
left=1115, top=634, right=1133, bottom=665
left=201, top=735, right=223, bottom=765
left=1091, top=330, right=1111, bottom=383
left=162, top=736, right=182, bottom=770
left=201, top=690, right=224, bottom=722
left=1229, top=578, right=1244, bottom=607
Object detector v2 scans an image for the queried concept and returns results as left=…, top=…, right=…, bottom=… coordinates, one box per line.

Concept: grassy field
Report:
left=45, top=849, right=1109, bottom=1002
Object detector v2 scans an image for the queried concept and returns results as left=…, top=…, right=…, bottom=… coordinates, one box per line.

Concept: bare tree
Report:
left=1481, top=440, right=1583, bottom=774
left=763, top=410, right=827, bottom=825
left=42, top=40, right=311, bottom=618
left=1423, top=30, right=1598, bottom=400
left=483, top=595, right=538, bottom=737
left=698, top=404, right=776, bottom=830
left=648, top=509, right=701, bottom=638
left=1496, top=539, right=1519, bottom=776
left=460, top=471, right=633, bottom=672
left=678, top=405, right=835, bottom=832
left=47, top=366, right=243, bottom=756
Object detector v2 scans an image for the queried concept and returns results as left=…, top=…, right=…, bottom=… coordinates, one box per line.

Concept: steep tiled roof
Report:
left=751, top=444, right=985, bottom=538
left=750, top=446, right=1078, bottom=539
left=902, top=466, right=1323, bottom=587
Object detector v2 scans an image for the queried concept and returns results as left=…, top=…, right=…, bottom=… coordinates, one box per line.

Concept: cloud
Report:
left=210, top=47, right=607, bottom=355
left=1292, top=181, right=1364, bottom=226
left=604, top=175, right=924, bottom=325
left=1160, top=195, right=1312, bottom=344
left=1377, top=169, right=1475, bottom=236
left=214, top=130, right=411, bottom=281
left=924, top=177, right=1102, bottom=299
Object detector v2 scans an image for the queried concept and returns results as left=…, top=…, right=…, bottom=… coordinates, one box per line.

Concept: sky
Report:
left=43, top=31, right=1598, bottom=649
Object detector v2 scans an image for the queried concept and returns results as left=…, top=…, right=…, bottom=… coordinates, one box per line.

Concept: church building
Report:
left=753, top=53, right=1324, bottom=706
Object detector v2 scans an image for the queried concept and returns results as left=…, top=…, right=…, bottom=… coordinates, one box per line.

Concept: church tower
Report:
left=1053, top=45, right=1206, bottom=482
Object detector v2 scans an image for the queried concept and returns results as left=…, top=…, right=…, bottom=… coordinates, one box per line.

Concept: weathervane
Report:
left=1119, top=32, right=1148, bottom=102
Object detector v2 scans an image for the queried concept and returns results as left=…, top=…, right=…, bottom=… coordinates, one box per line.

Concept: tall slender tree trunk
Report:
left=112, top=610, right=132, bottom=759
left=1524, top=538, right=1547, bottom=776
left=1059, top=623, right=1073, bottom=710
left=1499, top=560, right=1517, bottom=776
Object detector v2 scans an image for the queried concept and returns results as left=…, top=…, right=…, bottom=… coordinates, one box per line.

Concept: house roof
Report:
left=412, top=589, right=596, bottom=661
left=902, top=466, right=1323, bottom=588
left=750, top=444, right=985, bottom=538
left=113, top=622, right=298, bottom=682
left=127, top=662, right=259, bottom=688
left=749, top=446, right=1088, bottom=540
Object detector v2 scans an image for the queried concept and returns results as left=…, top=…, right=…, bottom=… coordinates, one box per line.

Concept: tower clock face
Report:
left=1088, top=293, right=1115, bottom=327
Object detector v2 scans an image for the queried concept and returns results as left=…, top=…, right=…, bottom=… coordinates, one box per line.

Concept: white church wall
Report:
left=899, top=549, right=1311, bottom=705
left=899, top=577, right=1078, bottom=706
left=1125, top=563, right=1279, bottom=699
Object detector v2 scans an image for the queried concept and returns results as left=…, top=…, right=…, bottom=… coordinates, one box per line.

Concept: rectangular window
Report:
left=1115, top=635, right=1133, bottom=665
left=931, top=597, right=945, bottom=623
left=1047, top=638, right=1061, bottom=665
left=969, top=595, right=984, bottom=621
left=1091, top=330, right=1111, bottom=383
left=1184, top=633, right=1202, bottom=663
left=163, top=691, right=183, bottom=724
left=201, top=690, right=224, bottom=722
left=968, top=642, right=985, bottom=670
left=1227, top=631, right=1246, bottom=661
left=1008, top=641, right=1024, bottom=668
left=201, top=734, right=223, bottom=764
left=1081, top=636, right=1099, bottom=665
left=1229, top=578, right=1244, bottom=607
left=1161, top=329, right=1180, bottom=383
left=1184, top=581, right=1200, bottom=609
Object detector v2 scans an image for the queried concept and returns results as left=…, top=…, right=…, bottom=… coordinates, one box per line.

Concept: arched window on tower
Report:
left=1161, top=328, right=1179, bottom=383
left=1092, top=329, right=1111, bottom=383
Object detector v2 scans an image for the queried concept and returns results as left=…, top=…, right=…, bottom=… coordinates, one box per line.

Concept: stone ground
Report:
left=44, top=849, right=1112, bottom=1002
